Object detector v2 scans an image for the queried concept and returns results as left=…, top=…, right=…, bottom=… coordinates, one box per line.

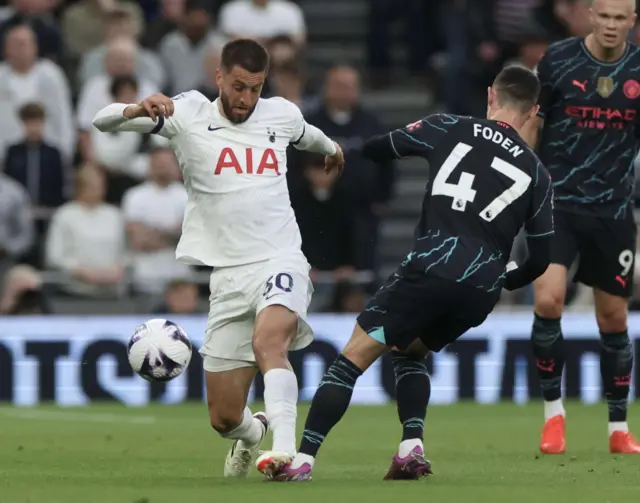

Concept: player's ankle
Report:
left=544, top=398, right=566, bottom=421
left=398, top=438, right=423, bottom=458
left=609, top=421, right=629, bottom=435
left=290, top=453, right=315, bottom=469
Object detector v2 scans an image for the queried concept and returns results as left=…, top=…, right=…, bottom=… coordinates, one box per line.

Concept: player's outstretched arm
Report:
left=92, top=93, right=183, bottom=139
left=292, top=121, right=344, bottom=175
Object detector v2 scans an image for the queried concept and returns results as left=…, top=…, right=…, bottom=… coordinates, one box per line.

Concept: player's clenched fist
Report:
left=325, top=141, right=344, bottom=176
left=123, top=93, right=175, bottom=121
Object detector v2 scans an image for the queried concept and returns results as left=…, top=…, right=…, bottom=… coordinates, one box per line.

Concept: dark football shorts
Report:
left=551, top=210, right=637, bottom=298
left=356, top=265, right=499, bottom=352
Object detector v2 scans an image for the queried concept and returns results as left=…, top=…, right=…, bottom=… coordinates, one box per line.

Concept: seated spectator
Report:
left=76, top=36, right=158, bottom=158
left=62, top=0, right=144, bottom=64
left=4, top=102, right=68, bottom=266
left=78, top=8, right=166, bottom=90
left=268, top=60, right=316, bottom=112
left=196, top=43, right=220, bottom=101
left=45, top=164, right=126, bottom=298
left=159, top=0, right=225, bottom=95
left=323, top=280, right=367, bottom=314
left=142, top=0, right=185, bottom=49
left=152, top=279, right=200, bottom=314
left=290, top=154, right=356, bottom=277
left=84, top=75, right=155, bottom=204
left=0, top=23, right=74, bottom=162
left=0, top=0, right=64, bottom=64
left=122, top=147, right=190, bottom=295
left=264, top=34, right=298, bottom=67
left=0, top=264, right=51, bottom=315
left=218, top=0, right=306, bottom=46
left=0, top=171, right=34, bottom=268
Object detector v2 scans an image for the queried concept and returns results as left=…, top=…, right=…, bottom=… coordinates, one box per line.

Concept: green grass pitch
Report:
left=1, top=402, right=639, bottom=503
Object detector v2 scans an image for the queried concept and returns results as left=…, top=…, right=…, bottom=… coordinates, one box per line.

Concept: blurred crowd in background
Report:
left=1, top=0, right=640, bottom=316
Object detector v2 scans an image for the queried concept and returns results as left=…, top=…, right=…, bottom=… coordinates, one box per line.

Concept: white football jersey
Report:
left=147, top=91, right=306, bottom=267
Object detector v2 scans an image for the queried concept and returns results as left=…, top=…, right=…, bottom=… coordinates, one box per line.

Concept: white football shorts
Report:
left=200, top=252, right=314, bottom=372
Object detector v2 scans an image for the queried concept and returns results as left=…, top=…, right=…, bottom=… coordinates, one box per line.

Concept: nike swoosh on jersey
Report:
left=208, top=126, right=226, bottom=131
left=265, top=293, right=284, bottom=300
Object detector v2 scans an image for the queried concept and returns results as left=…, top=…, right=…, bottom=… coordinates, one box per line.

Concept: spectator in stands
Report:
left=83, top=75, right=157, bottom=204
left=4, top=102, right=67, bottom=266
left=142, top=0, right=185, bottom=49
left=264, top=34, right=298, bottom=67
left=268, top=60, right=316, bottom=112
left=291, top=153, right=356, bottom=280
left=366, top=0, right=440, bottom=88
left=62, top=0, right=144, bottom=65
left=78, top=8, right=166, bottom=90
left=503, top=29, right=549, bottom=71
left=0, top=24, right=74, bottom=162
left=323, top=279, right=367, bottom=314
left=153, top=279, right=200, bottom=315
left=76, top=37, right=158, bottom=159
left=159, top=0, right=225, bottom=95
left=0, top=264, right=51, bottom=315
left=306, top=65, right=394, bottom=273
left=0, top=171, right=35, bottom=269
left=45, top=165, right=126, bottom=298
left=196, top=44, right=220, bottom=101
left=122, top=147, right=190, bottom=295
left=0, top=0, right=64, bottom=64
left=218, top=0, right=306, bottom=46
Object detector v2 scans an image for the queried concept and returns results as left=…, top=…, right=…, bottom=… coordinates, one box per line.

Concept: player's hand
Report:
left=125, top=94, right=175, bottom=121
left=325, top=142, right=344, bottom=176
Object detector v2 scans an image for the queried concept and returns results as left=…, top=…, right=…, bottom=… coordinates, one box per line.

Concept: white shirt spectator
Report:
left=0, top=59, right=75, bottom=162
left=219, top=0, right=306, bottom=43
left=122, top=180, right=190, bottom=294
left=159, top=31, right=225, bottom=95
left=76, top=74, right=158, bottom=132
left=46, top=201, right=126, bottom=297
left=0, top=173, right=34, bottom=260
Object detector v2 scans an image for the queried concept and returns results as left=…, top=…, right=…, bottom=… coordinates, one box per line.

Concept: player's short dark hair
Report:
left=221, top=39, right=270, bottom=74
left=492, top=65, right=540, bottom=113
left=110, top=74, right=138, bottom=99
left=19, top=102, right=45, bottom=121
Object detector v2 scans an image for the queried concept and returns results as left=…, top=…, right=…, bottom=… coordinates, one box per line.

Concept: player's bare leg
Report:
left=269, top=323, right=388, bottom=481
left=384, top=340, right=433, bottom=481
left=593, top=288, right=640, bottom=453
left=532, top=264, right=568, bottom=454
left=252, top=305, right=301, bottom=477
left=205, top=367, right=268, bottom=477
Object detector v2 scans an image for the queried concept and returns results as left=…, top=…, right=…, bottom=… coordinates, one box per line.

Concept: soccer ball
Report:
left=128, top=319, right=193, bottom=382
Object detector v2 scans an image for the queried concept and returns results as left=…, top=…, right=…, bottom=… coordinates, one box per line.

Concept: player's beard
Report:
left=220, top=92, right=256, bottom=124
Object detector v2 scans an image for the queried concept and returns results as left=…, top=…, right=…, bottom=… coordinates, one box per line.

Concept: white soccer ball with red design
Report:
left=128, top=319, right=192, bottom=382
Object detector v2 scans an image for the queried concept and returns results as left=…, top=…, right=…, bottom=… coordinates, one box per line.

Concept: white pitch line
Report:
left=0, top=409, right=157, bottom=424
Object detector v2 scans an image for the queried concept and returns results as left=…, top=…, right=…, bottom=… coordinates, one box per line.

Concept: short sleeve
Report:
left=535, top=53, right=554, bottom=119
left=152, top=90, right=209, bottom=138
left=525, top=160, right=554, bottom=238
left=388, top=113, right=458, bottom=158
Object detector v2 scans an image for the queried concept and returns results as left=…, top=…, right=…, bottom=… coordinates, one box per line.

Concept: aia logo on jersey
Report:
left=406, top=120, right=422, bottom=132
left=624, top=80, right=640, bottom=100
left=215, top=147, right=280, bottom=175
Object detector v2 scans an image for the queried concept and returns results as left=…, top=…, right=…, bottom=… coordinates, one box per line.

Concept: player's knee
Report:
left=208, top=406, right=243, bottom=435
left=252, top=327, right=289, bottom=363
left=596, top=306, right=628, bottom=333
left=534, top=290, right=565, bottom=319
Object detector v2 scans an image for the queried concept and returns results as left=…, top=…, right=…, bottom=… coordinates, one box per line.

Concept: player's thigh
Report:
left=356, top=268, right=435, bottom=351
left=421, top=282, right=498, bottom=352
left=252, top=254, right=315, bottom=355
left=205, top=364, right=257, bottom=432
left=577, top=216, right=636, bottom=300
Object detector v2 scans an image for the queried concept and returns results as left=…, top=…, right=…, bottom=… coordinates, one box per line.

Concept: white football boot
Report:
left=223, top=412, right=268, bottom=477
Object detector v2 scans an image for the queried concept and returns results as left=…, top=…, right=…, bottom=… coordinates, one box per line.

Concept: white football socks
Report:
left=544, top=398, right=566, bottom=421
left=609, top=421, right=629, bottom=436
left=398, top=439, right=423, bottom=458
left=264, top=368, right=299, bottom=454
left=220, top=407, right=264, bottom=447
